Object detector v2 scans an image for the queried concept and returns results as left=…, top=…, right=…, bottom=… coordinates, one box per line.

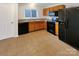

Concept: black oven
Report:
left=47, top=21, right=55, bottom=35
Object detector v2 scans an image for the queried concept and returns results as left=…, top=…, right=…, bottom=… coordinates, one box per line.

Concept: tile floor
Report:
left=0, top=30, right=79, bottom=56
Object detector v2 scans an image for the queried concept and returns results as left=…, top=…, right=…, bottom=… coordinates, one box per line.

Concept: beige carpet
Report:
left=0, top=30, right=79, bottom=56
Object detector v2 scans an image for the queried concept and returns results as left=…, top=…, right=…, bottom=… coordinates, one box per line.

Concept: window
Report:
left=25, top=9, right=38, bottom=18
left=25, top=9, right=31, bottom=17
left=32, top=10, right=37, bottom=17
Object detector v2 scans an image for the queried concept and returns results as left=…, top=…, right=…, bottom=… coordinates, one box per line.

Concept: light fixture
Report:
left=29, top=3, right=36, bottom=8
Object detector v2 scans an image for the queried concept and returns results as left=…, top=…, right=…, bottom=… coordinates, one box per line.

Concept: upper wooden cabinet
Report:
left=53, top=7, right=58, bottom=11
left=58, top=5, right=65, bottom=9
left=49, top=7, right=54, bottom=12
left=51, top=5, right=65, bottom=11
left=43, top=5, right=65, bottom=16
left=43, top=8, right=49, bottom=16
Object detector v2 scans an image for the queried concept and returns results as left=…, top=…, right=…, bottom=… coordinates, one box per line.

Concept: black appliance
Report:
left=54, top=11, right=58, bottom=16
left=58, top=7, right=79, bottom=49
left=48, top=11, right=55, bottom=16
left=18, top=22, right=28, bottom=35
left=48, top=11, right=58, bottom=16
left=47, top=21, right=55, bottom=35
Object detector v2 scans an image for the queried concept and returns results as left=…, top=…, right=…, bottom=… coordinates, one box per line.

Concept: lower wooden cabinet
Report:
left=34, top=22, right=39, bottom=30
left=29, top=22, right=35, bottom=32
left=29, top=21, right=47, bottom=32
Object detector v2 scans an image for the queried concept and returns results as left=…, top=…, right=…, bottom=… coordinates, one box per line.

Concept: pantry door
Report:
left=0, top=4, right=18, bottom=40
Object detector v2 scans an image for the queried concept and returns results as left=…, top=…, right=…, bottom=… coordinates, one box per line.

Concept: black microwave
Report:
left=48, top=11, right=55, bottom=16
left=48, top=11, right=58, bottom=16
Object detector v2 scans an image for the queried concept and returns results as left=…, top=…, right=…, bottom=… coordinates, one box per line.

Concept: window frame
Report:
left=25, top=9, right=38, bottom=19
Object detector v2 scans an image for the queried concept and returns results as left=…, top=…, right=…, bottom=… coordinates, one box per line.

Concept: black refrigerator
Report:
left=58, top=7, right=79, bottom=49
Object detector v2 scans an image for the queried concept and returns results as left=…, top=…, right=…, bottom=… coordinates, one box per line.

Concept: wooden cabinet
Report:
left=51, top=5, right=65, bottom=11
left=29, top=22, right=35, bottom=32
left=39, top=22, right=43, bottom=29
left=34, top=22, right=39, bottom=30
left=58, top=5, right=65, bottom=9
left=55, top=22, right=59, bottom=35
left=49, top=7, right=54, bottom=12
left=43, top=8, right=49, bottom=16
left=43, top=5, right=65, bottom=16
left=44, top=22, right=47, bottom=30
left=29, top=21, right=47, bottom=32
left=53, top=7, right=58, bottom=11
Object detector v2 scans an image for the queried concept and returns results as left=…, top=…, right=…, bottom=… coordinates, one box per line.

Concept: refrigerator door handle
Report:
left=67, top=20, right=69, bottom=29
left=65, top=19, right=68, bottom=29
left=65, top=9, right=69, bottom=29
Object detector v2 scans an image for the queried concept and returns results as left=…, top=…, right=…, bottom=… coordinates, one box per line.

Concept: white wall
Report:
left=18, top=3, right=79, bottom=19
left=0, top=4, right=18, bottom=40
left=18, top=3, right=43, bottom=19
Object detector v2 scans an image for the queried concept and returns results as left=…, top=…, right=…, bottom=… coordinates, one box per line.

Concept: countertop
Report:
left=18, top=16, right=53, bottom=23
left=18, top=19, right=47, bottom=23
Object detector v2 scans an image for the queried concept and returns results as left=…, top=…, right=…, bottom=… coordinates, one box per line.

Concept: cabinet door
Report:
left=43, top=8, right=49, bottom=16
left=39, top=22, right=43, bottom=29
left=29, top=22, right=31, bottom=32
left=38, top=22, right=41, bottom=29
left=44, top=21, right=47, bottom=30
left=31, top=23, right=35, bottom=31
left=41, top=22, right=45, bottom=29
left=59, top=5, right=65, bottom=9
left=41, top=22, right=44, bottom=29
left=55, top=22, right=59, bottom=35
left=54, top=7, right=58, bottom=11
left=34, top=22, right=38, bottom=30
left=49, top=7, right=54, bottom=12
left=29, top=22, right=35, bottom=32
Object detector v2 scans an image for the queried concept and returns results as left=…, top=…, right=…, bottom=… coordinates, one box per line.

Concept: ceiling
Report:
left=19, top=3, right=58, bottom=8
left=19, top=3, right=79, bottom=8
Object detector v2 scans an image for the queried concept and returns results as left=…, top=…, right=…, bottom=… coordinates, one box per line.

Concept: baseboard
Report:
left=0, top=34, right=19, bottom=40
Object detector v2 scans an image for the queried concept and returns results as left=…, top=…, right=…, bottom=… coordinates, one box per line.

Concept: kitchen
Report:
left=0, top=3, right=79, bottom=55
left=18, top=3, right=65, bottom=35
